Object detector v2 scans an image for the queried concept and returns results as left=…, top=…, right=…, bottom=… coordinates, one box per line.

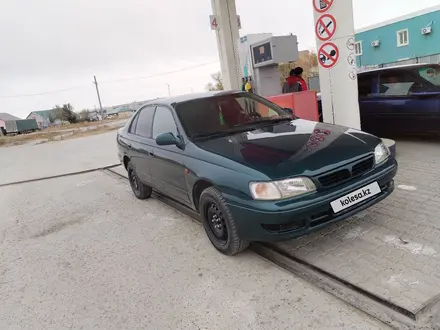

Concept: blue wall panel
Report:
left=355, top=10, right=440, bottom=66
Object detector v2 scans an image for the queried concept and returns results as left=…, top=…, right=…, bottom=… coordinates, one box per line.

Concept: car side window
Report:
left=128, top=112, right=140, bottom=134
left=152, top=106, right=178, bottom=139
left=418, top=67, right=440, bottom=87
left=378, top=71, right=425, bottom=96
left=135, top=106, right=155, bottom=138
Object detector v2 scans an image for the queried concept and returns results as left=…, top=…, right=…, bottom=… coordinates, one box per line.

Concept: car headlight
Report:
left=374, top=142, right=390, bottom=164
left=249, top=177, right=316, bottom=200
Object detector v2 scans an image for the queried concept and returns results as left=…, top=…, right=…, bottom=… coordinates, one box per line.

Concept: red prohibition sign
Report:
left=318, top=42, right=339, bottom=69
left=313, top=0, right=334, bottom=13
left=315, top=14, right=337, bottom=41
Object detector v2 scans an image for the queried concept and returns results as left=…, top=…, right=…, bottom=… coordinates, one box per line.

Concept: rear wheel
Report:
left=200, top=187, right=249, bottom=256
left=127, top=162, right=152, bottom=200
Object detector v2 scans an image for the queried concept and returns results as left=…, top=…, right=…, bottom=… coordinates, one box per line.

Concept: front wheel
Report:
left=127, top=162, right=152, bottom=200
left=199, top=187, right=249, bottom=256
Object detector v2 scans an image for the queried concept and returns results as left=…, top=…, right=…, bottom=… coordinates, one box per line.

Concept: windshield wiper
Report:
left=260, top=117, right=293, bottom=123
left=233, top=117, right=293, bottom=128
left=247, top=117, right=293, bottom=126
left=192, top=127, right=257, bottom=139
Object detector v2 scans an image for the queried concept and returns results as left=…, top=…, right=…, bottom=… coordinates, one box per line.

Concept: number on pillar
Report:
left=237, top=15, right=242, bottom=29
left=210, top=15, right=219, bottom=30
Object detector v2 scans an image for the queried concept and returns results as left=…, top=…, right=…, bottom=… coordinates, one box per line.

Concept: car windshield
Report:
left=174, top=93, right=294, bottom=139
left=418, top=65, right=440, bottom=88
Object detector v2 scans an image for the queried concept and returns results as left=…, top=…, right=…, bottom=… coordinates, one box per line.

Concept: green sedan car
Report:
left=117, top=91, right=397, bottom=255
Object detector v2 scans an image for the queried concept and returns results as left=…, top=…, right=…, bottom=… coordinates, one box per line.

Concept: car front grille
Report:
left=318, top=169, right=351, bottom=187
left=317, top=156, right=375, bottom=188
left=352, top=157, right=375, bottom=176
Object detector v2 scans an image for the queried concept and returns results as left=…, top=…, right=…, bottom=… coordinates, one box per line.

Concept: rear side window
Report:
left=417, top=66, right=440, bottom=88
left=152, top=106, right=178, bottom=139
left=128, top=112, right=139, bottom=134
left=135, top=106, right=155, bottom=138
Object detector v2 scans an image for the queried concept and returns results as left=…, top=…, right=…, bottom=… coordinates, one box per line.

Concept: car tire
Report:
left=200, top=187, right=249, bottom=256
left=127, top=162, right=152, bottom=200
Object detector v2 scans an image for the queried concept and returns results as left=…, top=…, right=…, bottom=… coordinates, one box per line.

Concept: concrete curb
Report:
left=0, top=163, right=121, bottom=188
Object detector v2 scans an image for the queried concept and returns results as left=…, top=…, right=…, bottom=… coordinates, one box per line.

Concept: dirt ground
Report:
left=0, top=119, right=126, bottom=147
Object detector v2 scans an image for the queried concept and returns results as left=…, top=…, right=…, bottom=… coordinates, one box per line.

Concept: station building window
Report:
left=397, top=29, right=409, bottom=47
left=354, top=41, right=363, bottom=56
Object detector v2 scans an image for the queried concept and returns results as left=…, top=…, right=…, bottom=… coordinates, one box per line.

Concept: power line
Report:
left=99, top=60, right=220, bottom=84
left=0, top=85, right=88, bottom=99
left=0, top=60, right=220, bottom=99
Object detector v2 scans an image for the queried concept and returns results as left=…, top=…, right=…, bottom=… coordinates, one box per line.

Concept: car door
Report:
left=357, top=72, right=388, bottom=135
left=129, top=105, right=156, bottom=185
left=150, top=105, right=190, bottom=205
left=359, top=69, right=421, bottom=136
left=409, top=67, right=440, bottom=134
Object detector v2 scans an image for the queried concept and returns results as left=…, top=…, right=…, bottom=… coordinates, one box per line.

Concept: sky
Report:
left=1, top=0, right=439, bottom=118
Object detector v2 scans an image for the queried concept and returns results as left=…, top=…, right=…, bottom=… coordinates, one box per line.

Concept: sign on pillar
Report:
left=209, top=14, right=242, bottom=30
left=209, top=15, right=219, bottom=30
left=313, top=0, right=361, bottom=130
left=315, top=14, right=337, bottom=41
left=318, top=42, right=339, bottom=69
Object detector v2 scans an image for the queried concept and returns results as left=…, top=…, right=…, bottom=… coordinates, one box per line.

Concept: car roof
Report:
left=358, top=63, right=440, bottom=75
left=142, top=90, right=243, bottom=107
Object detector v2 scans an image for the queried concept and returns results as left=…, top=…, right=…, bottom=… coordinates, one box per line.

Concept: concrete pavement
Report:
left=2, top=130, right=439, bottom=328
left=0, top=170, right=387, bottom=329
left=0, top=131, right=119, bottom=186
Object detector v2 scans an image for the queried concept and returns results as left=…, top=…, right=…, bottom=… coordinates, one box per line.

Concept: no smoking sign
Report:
left=315, top=14, right=336, bottom=41
left=313, top=0, right=334, bottom=13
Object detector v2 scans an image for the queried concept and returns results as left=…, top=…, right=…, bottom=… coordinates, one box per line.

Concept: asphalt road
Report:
left=0, top=134, right=388, bottom=329
left=0, top=131, right=119, bottom=186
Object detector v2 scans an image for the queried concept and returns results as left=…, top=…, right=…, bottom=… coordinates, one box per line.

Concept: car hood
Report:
left=194, top=119, right=381, bottom=180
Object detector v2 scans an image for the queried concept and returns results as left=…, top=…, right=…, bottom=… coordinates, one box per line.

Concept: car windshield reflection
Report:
left=175, top=93, right=294, bottom=140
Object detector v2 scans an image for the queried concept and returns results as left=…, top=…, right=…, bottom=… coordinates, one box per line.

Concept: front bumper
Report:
left=224, top=157, right=398, bottom=242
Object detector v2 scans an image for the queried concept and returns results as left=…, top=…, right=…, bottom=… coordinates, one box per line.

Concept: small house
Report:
left=27, top=109, right=58, bottom=129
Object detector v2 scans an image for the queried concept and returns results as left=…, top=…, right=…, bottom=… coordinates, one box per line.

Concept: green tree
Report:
left=205, top=72, right=224, bottom=91
left=54, top=103, right=77, bottom=123
left=78, top=109, right=90, bottom=122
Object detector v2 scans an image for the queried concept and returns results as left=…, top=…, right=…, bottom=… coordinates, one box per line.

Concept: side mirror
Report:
left=156, top=132, right=178, bottom=146
left=284, top=107, right=294, bottom=115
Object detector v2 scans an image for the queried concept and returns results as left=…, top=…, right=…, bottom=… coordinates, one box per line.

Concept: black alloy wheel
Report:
left=127, top=162, right=152, bottom=200
left=200, top=187, right=249, bottom=256
left=129, top=167, right=140, bottom=194
left=206, top=202, right=228, bottom=245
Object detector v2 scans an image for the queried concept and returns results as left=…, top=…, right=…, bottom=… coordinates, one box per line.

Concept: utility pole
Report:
left=93, top=75, right=104, bottom=120
left=165, top=83, right=171, bottom=97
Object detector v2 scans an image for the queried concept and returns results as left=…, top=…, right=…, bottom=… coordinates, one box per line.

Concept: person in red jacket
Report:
left=283, top=67, right=308, bottom=92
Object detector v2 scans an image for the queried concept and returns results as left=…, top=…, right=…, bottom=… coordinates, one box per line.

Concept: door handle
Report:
left=149, top=151, right=155, bottom=156
left=127, top=144, right=132, bottom=149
